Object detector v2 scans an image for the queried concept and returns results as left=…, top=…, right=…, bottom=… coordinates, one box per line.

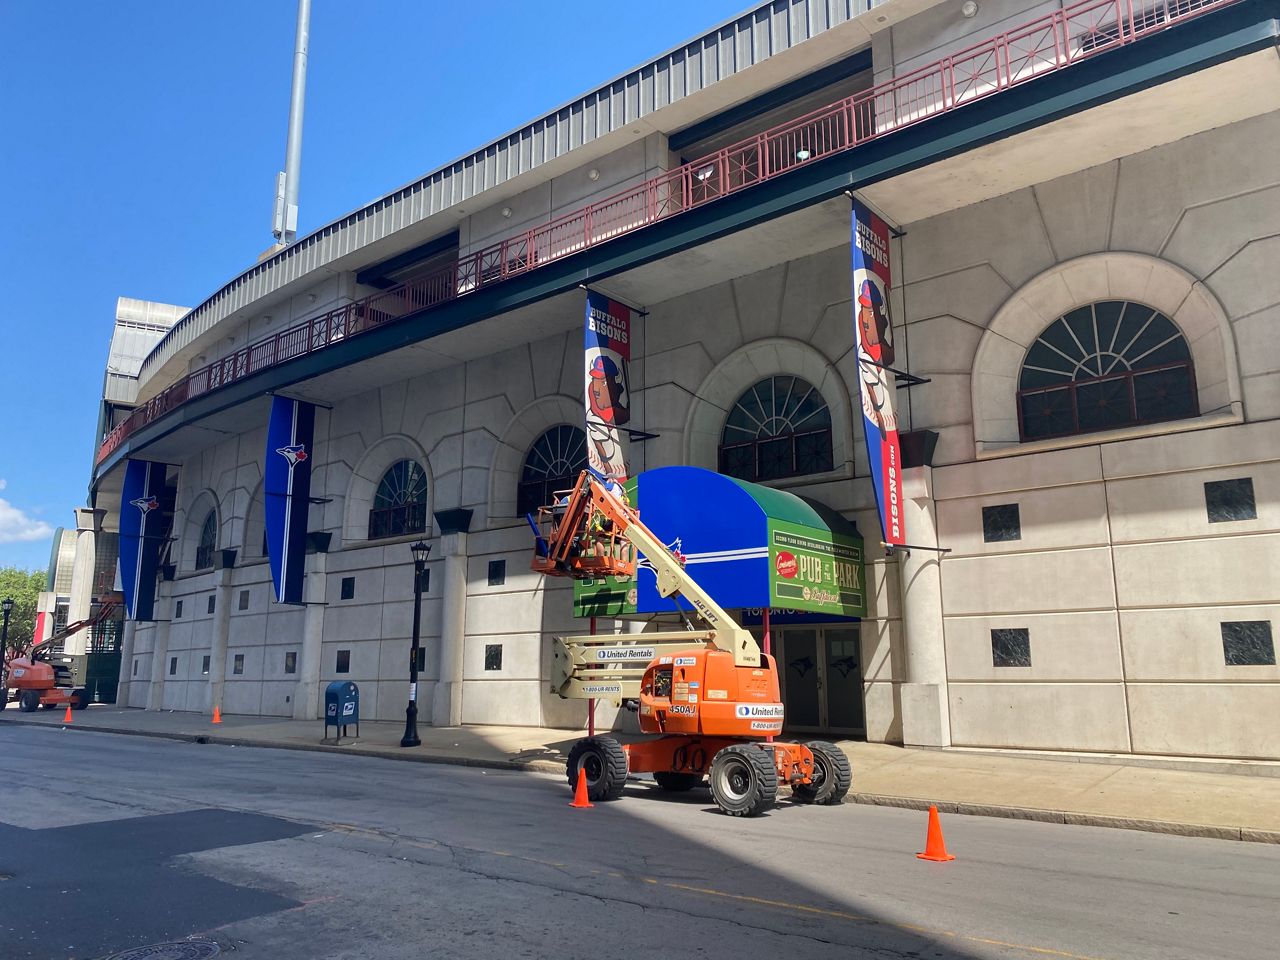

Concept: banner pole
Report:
left=763, top=608, right=774, bottom=744
left=588, top=616, right=597, bottom=738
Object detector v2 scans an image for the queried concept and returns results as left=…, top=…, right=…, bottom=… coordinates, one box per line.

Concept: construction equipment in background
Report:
left=1, top=598, right=121, bottom=713
left=529, top=471, right=851, bottom=816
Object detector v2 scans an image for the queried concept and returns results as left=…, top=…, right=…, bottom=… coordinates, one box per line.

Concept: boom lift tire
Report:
left=19, top=690, right=40, bottom=713
left=653, top=771, right=704, bottom=792
left=567, top=737, right=628, bottom=802
left=72, top=689, right=89, bottom=711
left=709, top=744, right=778, bottom=817
left=791, top=740, right=852, bottom=805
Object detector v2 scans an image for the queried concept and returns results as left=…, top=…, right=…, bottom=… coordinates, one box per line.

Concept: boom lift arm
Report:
left=532, top=471, right=759, bottom=702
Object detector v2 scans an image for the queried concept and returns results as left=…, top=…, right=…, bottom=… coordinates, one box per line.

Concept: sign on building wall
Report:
left=583, top=289, right=632, bottom=481
left=264, top=396, right=316, bottom=605
left=119, top=459, right=169, bottom=621
left=851, top=198, right=906, bottom=547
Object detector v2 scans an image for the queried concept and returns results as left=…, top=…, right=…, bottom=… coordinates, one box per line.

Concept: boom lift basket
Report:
left=528, top=479, right=637, bottom=580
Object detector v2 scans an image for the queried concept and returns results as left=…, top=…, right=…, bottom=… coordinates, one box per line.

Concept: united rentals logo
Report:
left=276, top=443, right=308, bottom=470
left=130, top=495, right=159, bottom=516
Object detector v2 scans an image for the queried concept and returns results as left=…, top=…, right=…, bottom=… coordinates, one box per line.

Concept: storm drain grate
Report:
left=101, top=939, right=220, bottom=960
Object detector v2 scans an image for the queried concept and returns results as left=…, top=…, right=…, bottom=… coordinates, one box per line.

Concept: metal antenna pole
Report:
left=272, top=0, right=311, bottom=246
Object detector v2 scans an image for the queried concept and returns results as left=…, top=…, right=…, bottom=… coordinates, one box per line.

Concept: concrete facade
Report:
left=98, top=0, right=1278, bottom=760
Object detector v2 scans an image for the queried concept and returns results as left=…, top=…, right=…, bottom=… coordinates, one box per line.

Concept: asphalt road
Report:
left=0, top=725, right=1277, bottom=960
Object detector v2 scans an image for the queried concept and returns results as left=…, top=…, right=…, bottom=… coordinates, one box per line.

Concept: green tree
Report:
left=0, top=566, right=46, bottom=660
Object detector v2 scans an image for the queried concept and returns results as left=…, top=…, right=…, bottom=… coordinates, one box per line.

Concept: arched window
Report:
left=368, top=459, right=428, bottom=539
left=517, top=425, right=587, bottom=516
left=719, top=376, right=833, bottom=482
left=194, top=510, right=217, bottom=570
left=1018, top=301, right=1197, bottom=440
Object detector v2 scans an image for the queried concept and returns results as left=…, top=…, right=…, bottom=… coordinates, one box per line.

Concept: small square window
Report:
left=132, top=659, right=139, bottom=677
left=169, top=656, right=178, bottom=676
left=991, top=628, right=1031, bottom=667
left=488, top=560, right=506, bottom=586
left=238, top=589, right=250, bottom=611
left=285, top=651, right=297, bottom=674
left=484, top=643, right=503, bottom=671
left=232, top=654, right=244, bottom=675
left=207, top=595, right=216, bottom=615
left=340, top=576, right=355, bottom=600
left=201, top=655, right=210, bottom=676
left=336, top=649, right=351, bottom=673
left=415, top=646, right=427, bottom=672
left=982, top=503, right=1021, bottom=543
left=175, top=600, right=183, bottom=619
left=1221, top=621, right=1275, bottom=666
left=1205, top=478, right=1257, bottom=523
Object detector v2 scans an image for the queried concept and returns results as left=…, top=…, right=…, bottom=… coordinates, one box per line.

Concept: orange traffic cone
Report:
left=63, top=704, right=73, bottom=723
left=569, top=767, right=594, bottom=809
left=917, top=805, right=955, bottom=862
left=212, top=705, right=222, bottom=724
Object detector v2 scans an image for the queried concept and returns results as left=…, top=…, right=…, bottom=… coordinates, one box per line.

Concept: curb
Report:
left=0, top=717, right=566, bottom=776
left=851, top=792, right=1280, bottom=844
left=7, top=718, right=1277, bottom=844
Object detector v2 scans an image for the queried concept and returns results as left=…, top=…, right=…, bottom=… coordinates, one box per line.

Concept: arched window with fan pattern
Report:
left=368, top=459, right=429, bottom=539
left=1018, top=300, right=1198, bottom=440
left=517, top=426, right=588, bottom=516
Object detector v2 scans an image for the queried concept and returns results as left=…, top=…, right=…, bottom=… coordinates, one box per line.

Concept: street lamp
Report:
left=1, top=597, right=13, bottom=661
left=401, top=540, right=432, bottom=747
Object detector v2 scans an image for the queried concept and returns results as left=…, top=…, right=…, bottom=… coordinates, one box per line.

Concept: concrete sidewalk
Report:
left=3, top=704, right=1278, bottom=843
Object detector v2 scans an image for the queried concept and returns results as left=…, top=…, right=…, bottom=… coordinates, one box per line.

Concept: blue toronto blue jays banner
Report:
left=119, top=459, right=169, bottom=621
left=265, top=396, right=315, bottom=605
left=851, top=199, right=905, bottom=547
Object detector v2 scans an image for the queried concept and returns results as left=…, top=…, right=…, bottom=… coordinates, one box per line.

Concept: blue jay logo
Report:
left=130, top=495, right=159, bottom=516
left=276, top=444, right=308, bottom=469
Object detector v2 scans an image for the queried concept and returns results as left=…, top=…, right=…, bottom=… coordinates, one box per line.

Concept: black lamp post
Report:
left=401, top=540, right=431, bottom=747
left=1, top=597, right=13, bottom=662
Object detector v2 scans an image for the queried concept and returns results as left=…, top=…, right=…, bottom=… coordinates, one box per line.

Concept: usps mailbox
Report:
left=324, top=680, right=360, bottom=742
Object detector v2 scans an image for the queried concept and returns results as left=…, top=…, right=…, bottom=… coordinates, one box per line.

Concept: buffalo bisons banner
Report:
left=583, top=290, right=632, bottom=481
left=119, top=459, right=169, bottom=621
left=851, top=199, right=905, bottom=547
left=265, top=396, right=316, bottom=604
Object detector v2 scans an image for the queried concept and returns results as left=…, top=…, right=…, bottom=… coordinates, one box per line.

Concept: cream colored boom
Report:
left=585, top=477, right=760, bottom=668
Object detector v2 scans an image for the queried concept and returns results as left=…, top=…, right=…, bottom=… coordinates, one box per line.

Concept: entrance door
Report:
left=774, top=626, right=864, bottom=735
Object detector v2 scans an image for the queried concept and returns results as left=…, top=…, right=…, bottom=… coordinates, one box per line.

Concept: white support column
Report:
left=206, top=567, right=234, bottom=712
left=897, top=466, right=952, bottom=747
left=146, top=585, right=173, bottom=711
left=66, top=508, right=106, bottom=656
left=115, top=619, right=137, bottom=706
left=294, top=551, right=327, bottom=720
left=432, top=532, right=468, bottom=728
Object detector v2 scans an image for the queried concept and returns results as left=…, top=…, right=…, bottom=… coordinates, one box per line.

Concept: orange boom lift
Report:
left=530, top=471, right=850, bottom=816
left=1, top=599, right=119, bottom=713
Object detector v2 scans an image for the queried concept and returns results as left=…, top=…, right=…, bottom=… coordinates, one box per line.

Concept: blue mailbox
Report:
left=324, top=680, right=360, bottom=741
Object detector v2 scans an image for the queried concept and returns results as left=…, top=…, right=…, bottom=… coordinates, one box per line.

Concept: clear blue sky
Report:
left=0, top=0, right=748, bottom=572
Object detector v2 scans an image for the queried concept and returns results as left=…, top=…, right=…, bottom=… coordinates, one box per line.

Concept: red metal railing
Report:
left=97, top=0, right=1235, bottom=466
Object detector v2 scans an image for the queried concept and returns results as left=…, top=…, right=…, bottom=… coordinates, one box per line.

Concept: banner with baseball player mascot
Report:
left=583, top=289, right=632, bottom=482
left=265, top=396, right=316, bottom=605
left=851, top=199, right=906, bottom=547
left=119, top=458, right=170, bottom=621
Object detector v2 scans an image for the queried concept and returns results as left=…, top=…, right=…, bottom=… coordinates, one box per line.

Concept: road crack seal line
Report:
left=647, top=879, right=1113, bottom=960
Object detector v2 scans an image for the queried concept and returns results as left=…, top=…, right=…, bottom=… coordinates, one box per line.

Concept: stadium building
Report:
left=84, top=0, right=1279, bottom=758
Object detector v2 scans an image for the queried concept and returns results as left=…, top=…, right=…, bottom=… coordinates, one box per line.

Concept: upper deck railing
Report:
left=97, top=0, right=1236, bottom=466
